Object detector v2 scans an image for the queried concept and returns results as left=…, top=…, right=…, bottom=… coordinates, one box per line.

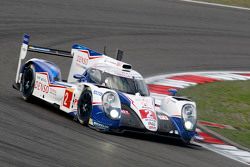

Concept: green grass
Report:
left=179, top=80, right=250, bottom=148
left=197, top=0, right=250, bottom=8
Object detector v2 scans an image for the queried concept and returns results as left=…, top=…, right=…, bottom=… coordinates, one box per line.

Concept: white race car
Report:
left=13, top=34, right=198, bottom=143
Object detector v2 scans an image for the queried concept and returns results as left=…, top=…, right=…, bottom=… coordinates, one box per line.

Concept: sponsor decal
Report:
left=49, top=88, right=57, bottom=96
left=149, top=126, right=156, bottom=130
left=36, top=75, right=47, bottom=82
left=34, top=73, right=49, bottom=94
left=140, top=99, right=153, bottom=109
left=148, top=121, right=156, bottom=126
left=34, top=81, right=49, bottom=93
left=76, top=55, right=88, bottom=65
left=139, top=109, right=157, bottom=131
left=157, top=115, right=169, bottom=120
left=139, top=109, right=157, bottom=120
left=93, top=121, right=109, bottom=129
left=93, top=90, right=103, bottom=96
left=121, top=110, right=130, bottom=115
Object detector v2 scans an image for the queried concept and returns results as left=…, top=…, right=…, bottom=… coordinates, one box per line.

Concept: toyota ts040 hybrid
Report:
left=13, top=34, right=198, bottom=143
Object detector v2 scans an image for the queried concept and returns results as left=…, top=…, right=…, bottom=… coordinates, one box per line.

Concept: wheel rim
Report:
left=23, top=68, right=34, bottom=95
left=78, top=92, right=92, bottom=121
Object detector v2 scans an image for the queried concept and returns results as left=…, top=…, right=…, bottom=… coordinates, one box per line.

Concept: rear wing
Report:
left=15, top=34, right=127, bottom=87
left=15, top=34, right=72, bottom=84
left=28, top=45, right=71, bottom=58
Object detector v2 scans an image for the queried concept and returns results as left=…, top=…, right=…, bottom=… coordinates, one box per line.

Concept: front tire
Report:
left=77, top=88, right=92, bottom=125
left=20, top=64, right=35, bottom=101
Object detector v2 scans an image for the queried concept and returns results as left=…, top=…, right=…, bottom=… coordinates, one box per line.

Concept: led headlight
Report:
left=110, top=109, right=119, bottom=119
left=182, top=104, right=197, bottom=131
left=102, top=92, right=121, bottom=120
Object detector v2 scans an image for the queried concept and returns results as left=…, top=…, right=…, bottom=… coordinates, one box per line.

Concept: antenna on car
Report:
left=116, top=49, right=123, bottom=61
left=103, top=46, right=107, bottom=55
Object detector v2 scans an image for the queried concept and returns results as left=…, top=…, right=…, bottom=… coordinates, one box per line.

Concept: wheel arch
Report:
left=21, top=58, right=62, bottom=83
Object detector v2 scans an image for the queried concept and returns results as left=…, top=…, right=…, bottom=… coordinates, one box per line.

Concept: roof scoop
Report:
left=122, top=64, right=132, bottom=70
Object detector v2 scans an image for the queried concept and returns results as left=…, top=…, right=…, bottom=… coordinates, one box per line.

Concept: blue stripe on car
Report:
left=170, top=117, right=196, bottom=143
left=72, top=44, right=103, bottom=56
left=117, top=91, right=131, bottom=106
left=23, top=58, right=61, bottom=82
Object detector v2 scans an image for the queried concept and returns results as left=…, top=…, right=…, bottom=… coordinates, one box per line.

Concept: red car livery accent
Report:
left=139, top=109, right=157, bottom=120
left=63, top=89, right=73, bottom=108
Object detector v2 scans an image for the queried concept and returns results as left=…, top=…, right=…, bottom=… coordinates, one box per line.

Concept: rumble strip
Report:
left=146, top=71, right=250, bottom=165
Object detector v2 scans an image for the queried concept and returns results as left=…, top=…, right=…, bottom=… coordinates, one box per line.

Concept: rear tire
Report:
left=20, top=64, right=35, bottom=101
left=77, top=88, right=92, bottom=125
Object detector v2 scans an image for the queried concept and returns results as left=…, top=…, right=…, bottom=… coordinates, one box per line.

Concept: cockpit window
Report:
left=86, top=68, right=149, bottom=96
left=88, top=68, right=102, bottom=83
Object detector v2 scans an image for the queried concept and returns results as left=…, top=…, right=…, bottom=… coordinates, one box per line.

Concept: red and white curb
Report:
left=180, top=0, right=250, bottom=11
left=146, top=71, right=250, bottom=165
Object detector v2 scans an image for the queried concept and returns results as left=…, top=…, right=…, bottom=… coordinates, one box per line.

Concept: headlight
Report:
left=110, top=109, right=120, bottom=119
left=182, top=104, right=197, bottom=131
left=102, top=92, right=121, bottom=120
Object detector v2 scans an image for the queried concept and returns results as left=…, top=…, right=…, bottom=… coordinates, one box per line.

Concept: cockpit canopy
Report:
left=84, top=68, right=150, bottom=96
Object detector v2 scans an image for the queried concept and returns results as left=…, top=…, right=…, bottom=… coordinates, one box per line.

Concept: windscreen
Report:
left=87, top=68, right=150, bottom=96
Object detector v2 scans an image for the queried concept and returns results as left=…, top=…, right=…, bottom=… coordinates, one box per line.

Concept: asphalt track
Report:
left=0, top=0, right=250, bottom=166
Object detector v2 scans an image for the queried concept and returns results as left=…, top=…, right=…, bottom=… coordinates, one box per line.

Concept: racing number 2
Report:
left=63, top=90, right=73, bottom=108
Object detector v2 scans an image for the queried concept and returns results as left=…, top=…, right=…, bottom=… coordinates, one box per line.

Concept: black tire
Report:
left=77, top=88, right=92, bottom=125
left=20, top=64, right=35, bottom=101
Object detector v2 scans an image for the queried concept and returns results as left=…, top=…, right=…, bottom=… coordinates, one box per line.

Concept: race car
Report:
left=13, top=34, right=198, bottom=143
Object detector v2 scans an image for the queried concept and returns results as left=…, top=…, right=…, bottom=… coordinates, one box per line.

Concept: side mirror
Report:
left=168, top=88, right=177, bottom=96
left=73, top=74, right=86, bottom=81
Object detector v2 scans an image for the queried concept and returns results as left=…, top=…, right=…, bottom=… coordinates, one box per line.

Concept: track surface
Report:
left=1, top=0, right=250, bottom=166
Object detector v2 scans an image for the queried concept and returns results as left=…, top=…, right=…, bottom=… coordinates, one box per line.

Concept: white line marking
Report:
left=200, top=72, right=250, bottom=81
left=146, top=71, right=250, bottom=84
left=150, top=92, right=166, bottom=99
left=153, top=79, right=197, bottom=88
left=212, top=144, right=238, bottom=151
left=180, top=0, right=250, bottom=11
left=194, top=143, right=250, bottom=165
left=228, top=150, right=250, bottom=157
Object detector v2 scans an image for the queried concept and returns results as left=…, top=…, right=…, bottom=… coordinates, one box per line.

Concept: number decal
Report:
left=63, top=90, right=73, bottom=108
left=63, top=92, right=69, bottom=106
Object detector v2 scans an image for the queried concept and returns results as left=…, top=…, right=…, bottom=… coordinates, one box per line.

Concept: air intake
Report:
left=122, top=64, right=132, bottom=70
